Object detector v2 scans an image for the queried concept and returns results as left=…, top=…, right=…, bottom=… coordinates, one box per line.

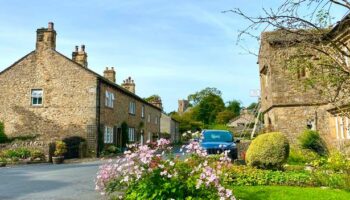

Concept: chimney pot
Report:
left=48, top=22, right=54, bottom=30
left=75, top=46, right=79, bottom=52
left=81, top=45, right=85, bottom=52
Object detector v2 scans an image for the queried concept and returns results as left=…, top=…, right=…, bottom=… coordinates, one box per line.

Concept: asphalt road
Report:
left=0, top=161, right=106, bottom=200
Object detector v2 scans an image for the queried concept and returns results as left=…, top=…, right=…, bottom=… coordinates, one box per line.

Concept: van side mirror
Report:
left=235, top=139, right=240, bottom=143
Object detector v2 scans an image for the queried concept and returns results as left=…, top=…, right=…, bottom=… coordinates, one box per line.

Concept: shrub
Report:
left=0, top=122, right=7, bottom=143
left=30, top=149, right=45, bottom=160
left=223, top=165, right=313, bottom=187
left=246, top=132, right=290, bottom=170
left=54, top=141, right=67, bottom=156
left=298, top=130, right=326, bottom=155
left=101, top=145, right=121, bottom=157
left=288, top=148, right=320, bottom=165
left=2, top=148, right=32, bottom=159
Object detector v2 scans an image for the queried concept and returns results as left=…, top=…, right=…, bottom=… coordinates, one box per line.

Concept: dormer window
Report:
left=31, top=89, right=43, bottom=106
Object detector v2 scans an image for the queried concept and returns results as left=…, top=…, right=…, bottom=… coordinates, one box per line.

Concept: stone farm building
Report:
left=259, top=16, right=350, bottom=153
left=0, top=22, right=162, bottom=157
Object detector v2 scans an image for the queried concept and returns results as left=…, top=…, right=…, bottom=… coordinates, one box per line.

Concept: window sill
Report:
left=31, top=105, right=43, bottom=108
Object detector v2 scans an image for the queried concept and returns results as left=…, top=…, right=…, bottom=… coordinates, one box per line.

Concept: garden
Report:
left=95, top=130, right=350, bottom=200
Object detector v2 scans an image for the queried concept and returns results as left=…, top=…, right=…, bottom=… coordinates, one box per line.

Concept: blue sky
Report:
left=0, top=0, right=346, bottom=112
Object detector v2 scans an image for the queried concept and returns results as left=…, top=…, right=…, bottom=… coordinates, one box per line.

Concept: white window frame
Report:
left=141, top=105, right=145, bottom=118
left=128, top=127, right=135, bottom=142
left=148, top=114, right=151, bottom=123
left=155, top=116, right=158, bottom=124
left=105, top=91, right=115, bottom=108
left=129, top=101, right=136, bottom=115
left=104, top=126, right=114, bottom=144
left=31, top=89, right=43, bottom=106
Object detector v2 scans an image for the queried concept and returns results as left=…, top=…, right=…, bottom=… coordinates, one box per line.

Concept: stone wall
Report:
left=99, top=82, right=161, bottom=143
left=0, top=49, right=97, bottom=145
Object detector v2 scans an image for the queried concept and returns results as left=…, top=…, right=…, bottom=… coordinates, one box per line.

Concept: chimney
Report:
left=103, top=67, right=116, bottom=83
left=72, top=45, right=88, bottom=67
left=150, top=96, right=163, bottom=110
left=36, top=22, right=57, bottom=51
left=121, top=77, right=136, bottom=94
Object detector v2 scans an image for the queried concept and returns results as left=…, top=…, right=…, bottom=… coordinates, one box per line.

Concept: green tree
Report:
left=144, top=95, right=161, bottom=102
left=226, top=100, right=241, bottom=117
left=216, top=110, right=236, bottom=124
left=188, top=87, right=222, bottom=106
left=171, top=112, right=203, bottom=133
left=195, top=94, right=225, bottom=124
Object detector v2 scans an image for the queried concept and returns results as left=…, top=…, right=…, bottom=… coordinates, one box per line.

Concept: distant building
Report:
left=160, top=113, right=180, bottom=143
left=178, top=99, right=189, bottom=114
left=227, top=108, right=255, bottom=128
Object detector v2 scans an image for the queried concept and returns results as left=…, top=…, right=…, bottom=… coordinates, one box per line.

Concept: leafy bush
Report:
left=101, top=145, right=121, bottom=157
left=298, top=130, right=326, bottom=155
left=288, top=148, right=320, bottom=165
left=0, top=122, right=7, bottom=143
left=2, top=148, right=31, bottom=159
left=54, top=141, right=67, bottom=156
left=223, top=165, right=313, bottom=187
left=246, top=132, right=290, bottom=170
left=30, top=149, right=45, bottom=160
left=310, top=151, right=350, bottom=173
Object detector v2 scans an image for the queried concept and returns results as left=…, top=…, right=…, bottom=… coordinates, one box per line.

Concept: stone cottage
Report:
left=160, top=113, right=180, bottom=143
left=0, top=22, right=162, bottom=157
left=259, top=16, right=350, bottom=152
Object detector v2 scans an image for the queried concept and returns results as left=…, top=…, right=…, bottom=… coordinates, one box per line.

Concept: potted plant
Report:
left=0, top=157, right=7, bottom=167
left=52, top=141, right=67, bottom=164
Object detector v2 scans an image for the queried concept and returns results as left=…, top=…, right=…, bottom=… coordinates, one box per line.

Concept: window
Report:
left=148, top=114, right=151, bottom=123
left=105, top=91, right=115, bottom=108
left=141, top=105, right=145, bottom=118
left=31, top=89, right=43, bottom=106
left=104, top=126, right=114, bottom=144
left=129, top=102, right=136, bottom=114
left=128, top=128, right=135, bottom=142
left=155, top=116, right=158, bottom=124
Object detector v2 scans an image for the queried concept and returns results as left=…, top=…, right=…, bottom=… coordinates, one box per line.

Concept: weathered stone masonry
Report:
left=0, top=22, right=161, bottom=157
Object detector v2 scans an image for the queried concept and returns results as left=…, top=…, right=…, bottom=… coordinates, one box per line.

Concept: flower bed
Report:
left=95, top=139, right=236, bottom=199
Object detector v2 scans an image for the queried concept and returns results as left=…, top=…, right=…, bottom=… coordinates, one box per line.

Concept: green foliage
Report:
left=232, top=186, right=350, bottom=200
left=246, top=132, right=290, bottom=170
left=287, top=148, right=320, bottom=165
left=0, top=157, right=7, bottom=164
left=30, top=149, right=45, bottom=160
left=206, top=124, right=230, bottom=131
left=195, top=94, right=225, bottom=124
left=2, top=148, right=31, bottom=159
left=117, top=160, right=219, bottom=200
left=101, top=145, right=121, bottom=157
left=0, top=122, right=7, bottom=143
left=171, top=112, right=203, bottom=134
left=247, top=102, right=258, bottom=112
left=298, top=130, right=326, bottom=155
left=216, top=110, right=236, bottom=124
left=144, top=94, right=161, bottom=102
left=226, top=100, right=241, bottom=117
left=54, top=141, right=67, bottom=156
left=188, top=87, right=222, bottom=106
left=223, top=165, right=312, bottom=187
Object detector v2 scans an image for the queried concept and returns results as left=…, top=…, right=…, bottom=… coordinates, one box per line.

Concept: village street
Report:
left=0, top=161, right=105, bottom=200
